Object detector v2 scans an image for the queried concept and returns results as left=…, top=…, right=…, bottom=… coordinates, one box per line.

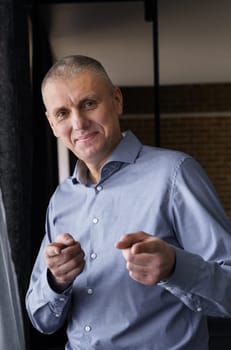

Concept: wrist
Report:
left=47, top=269, right=72, bottom=293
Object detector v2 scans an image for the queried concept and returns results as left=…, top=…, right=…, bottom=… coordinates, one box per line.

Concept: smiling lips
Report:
left=76, top=131, right=98, bottom=143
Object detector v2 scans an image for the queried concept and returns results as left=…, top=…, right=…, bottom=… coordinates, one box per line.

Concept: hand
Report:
left=44, top=233, right=85, bottom=292
left=115, top=231, right=176, bottom=285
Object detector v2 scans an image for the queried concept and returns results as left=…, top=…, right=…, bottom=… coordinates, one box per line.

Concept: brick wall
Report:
left=120, top=84, right=231, bottom=218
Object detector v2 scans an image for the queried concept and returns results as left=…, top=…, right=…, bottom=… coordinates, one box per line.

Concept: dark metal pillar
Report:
left=145, top=0, right=160, bottom=146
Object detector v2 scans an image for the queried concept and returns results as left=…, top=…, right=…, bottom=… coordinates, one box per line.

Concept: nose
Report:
left=71, top=110, right=88, bottom=130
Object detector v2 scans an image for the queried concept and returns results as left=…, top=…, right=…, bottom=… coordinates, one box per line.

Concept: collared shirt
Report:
left=26, top=130, right=231, bottom=350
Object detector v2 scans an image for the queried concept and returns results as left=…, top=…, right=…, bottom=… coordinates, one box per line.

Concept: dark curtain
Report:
left=29, top=3, right=65, bottom=349
left=0, top=0, right=59, bottom=348
left=30, top=3, right=58, bottom=267
left=0, top=0, right=32, bottom=342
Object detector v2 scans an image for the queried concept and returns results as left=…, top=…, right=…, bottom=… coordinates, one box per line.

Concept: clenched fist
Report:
left=44, top=233, right=85, bottom=292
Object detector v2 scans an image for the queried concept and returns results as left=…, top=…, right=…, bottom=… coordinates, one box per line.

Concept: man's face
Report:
left=44, top=70, right=123, bottom=169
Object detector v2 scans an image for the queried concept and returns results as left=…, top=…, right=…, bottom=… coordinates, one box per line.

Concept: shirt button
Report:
left=197, top=307, right=202, bottom=312
left=92, top=217, right=99, bottom=224
left=59, top=297, right=65, bottom=302
left=84, top=325, right=91, bottom=332
left=87, top=288, right=93, bottom=295
left=90, top=252, right=97, bottom=260
left=96, top=185, right=102, bottom=192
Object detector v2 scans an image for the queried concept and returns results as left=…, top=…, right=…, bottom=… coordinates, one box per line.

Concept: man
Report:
left=26, top=55, right=231, bottom=350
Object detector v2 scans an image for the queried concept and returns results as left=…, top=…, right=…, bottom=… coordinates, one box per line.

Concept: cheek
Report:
left=47, top=117, right=61, bottom=138
left=52, top=127, right=59, bottom=138
left=53, top=124, right=70, bottom=140
left=98, top=107, right=120, bottom=129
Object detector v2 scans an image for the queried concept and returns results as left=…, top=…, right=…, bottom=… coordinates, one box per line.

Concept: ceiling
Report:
left=38, top=0, right=231, bottom=85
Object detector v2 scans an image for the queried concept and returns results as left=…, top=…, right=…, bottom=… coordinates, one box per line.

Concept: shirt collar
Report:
left=72, top=130, right=142, bottom=185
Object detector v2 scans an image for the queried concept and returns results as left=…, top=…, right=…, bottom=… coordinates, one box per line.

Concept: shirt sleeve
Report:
left=25, top=207, right=72, bottom=334
left=159, top=157, right=231, bottom=317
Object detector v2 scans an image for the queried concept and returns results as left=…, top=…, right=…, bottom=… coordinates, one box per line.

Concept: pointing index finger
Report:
left=115, top=232, right=147, bottom=250
left=115, top=232, right=162, bottom=255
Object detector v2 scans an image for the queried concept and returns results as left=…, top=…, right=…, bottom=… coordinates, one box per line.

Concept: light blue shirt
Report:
left=26, top=131, right=231, bottom=350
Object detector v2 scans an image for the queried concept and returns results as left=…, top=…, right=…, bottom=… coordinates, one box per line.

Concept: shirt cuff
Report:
left=158, top=246, right=202, bottom=289
left=42, top=269, right=73, bottom=301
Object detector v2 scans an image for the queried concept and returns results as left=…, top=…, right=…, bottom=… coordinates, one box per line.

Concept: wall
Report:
left=39, top=0, right=231, bottom=217
left=40, top=0, right=231, bottom=85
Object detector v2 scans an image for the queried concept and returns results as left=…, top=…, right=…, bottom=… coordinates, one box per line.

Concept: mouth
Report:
left=75, top=131, right=98, bottom=143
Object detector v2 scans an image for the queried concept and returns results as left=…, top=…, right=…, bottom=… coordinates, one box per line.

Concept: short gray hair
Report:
left=41, top=55, right=115, bottom=94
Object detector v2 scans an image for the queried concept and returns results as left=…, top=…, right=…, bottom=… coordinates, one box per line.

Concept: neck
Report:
left=88, top=166, right=100, bottom=184
left=84, top=133, right=123, bottom=184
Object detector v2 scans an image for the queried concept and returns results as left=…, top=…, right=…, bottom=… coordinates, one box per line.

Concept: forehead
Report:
left=43, top=70, right=110, bottom=112
left=44, top=70, right=107, bottom=97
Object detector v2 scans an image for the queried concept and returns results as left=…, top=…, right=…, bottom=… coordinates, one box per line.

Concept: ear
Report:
left=45, top=111, right=59, bottom=137
left=113, top=87, right=123, bottom=117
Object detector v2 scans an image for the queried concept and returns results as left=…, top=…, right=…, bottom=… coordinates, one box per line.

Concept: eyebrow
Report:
left=79, top=94, right=100, bottom=104
left=51, top=94, right=101, bottom=116
left=52, top=105, right=68, bottom=116
left=80, top=94, right=99, bottom=102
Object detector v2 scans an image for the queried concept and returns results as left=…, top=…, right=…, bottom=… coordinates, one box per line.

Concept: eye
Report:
left=55, top=109, right=69, bottom=121
left=82, top=99, right=97, bottom=110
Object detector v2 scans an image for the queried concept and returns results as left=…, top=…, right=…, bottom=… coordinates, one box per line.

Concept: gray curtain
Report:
left=0, top=187, right=26, bottom=349
left=0, top=0, right=32, bottom=344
